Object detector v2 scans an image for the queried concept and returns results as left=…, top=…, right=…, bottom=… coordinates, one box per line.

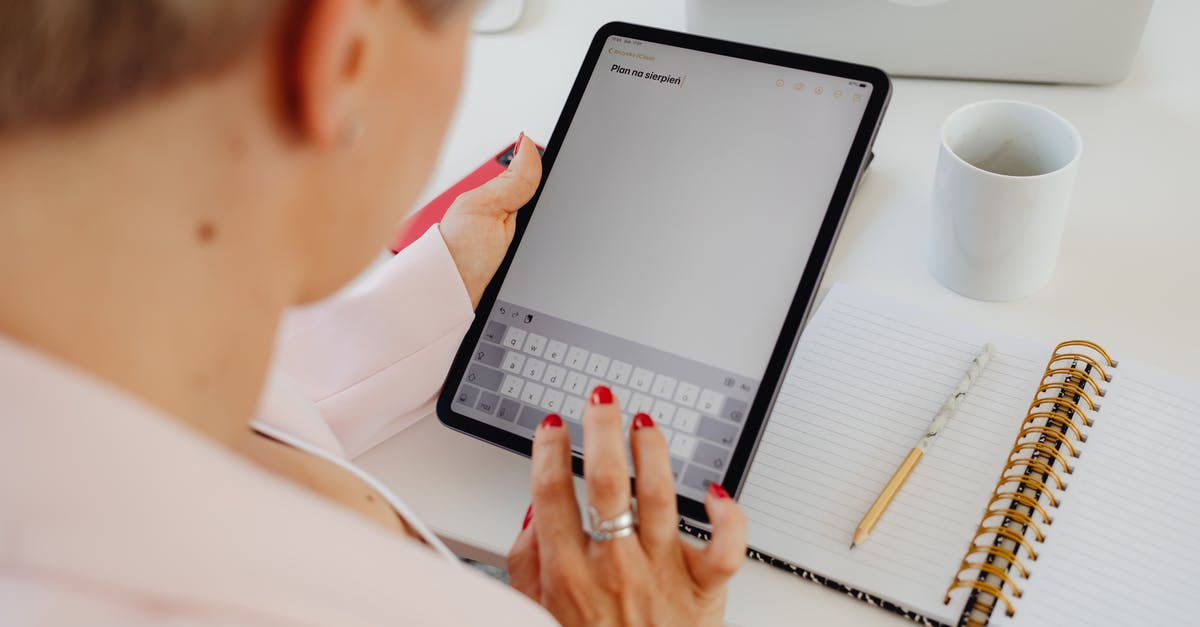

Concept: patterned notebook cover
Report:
left=678, top=521, right=952, bottom=627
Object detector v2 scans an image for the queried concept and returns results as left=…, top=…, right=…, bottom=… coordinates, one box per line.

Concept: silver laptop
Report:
left=685, top=0, right=1154, bottom=85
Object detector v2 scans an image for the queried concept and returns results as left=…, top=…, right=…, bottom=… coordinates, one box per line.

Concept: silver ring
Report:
left=586, top=503, right=638, bottom=542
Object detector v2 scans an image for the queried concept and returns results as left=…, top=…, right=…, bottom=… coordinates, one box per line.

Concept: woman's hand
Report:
left=508, top=386, right=748, bottom=626
left=438, top=134, right=542, bottom=307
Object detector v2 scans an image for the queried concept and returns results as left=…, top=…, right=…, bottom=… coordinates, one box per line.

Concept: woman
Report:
left=0, top=1, right=748, bottom=625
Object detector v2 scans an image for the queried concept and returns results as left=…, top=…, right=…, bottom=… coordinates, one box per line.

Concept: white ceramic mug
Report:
left=929, top=100, right=1082, bottom=301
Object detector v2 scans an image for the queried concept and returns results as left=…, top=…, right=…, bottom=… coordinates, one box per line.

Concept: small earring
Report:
left=339, top=118, right=365, bottom=146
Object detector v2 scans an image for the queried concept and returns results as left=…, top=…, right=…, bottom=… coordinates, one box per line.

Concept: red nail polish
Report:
left=513, top=132, right=524, bottom=157
left=541, top=413, right=563, bottom=428
left=632, top=412, right=655, bottom=430
left=708, top=483, right=730, bottom=500
left=590, top=385, right=613, bottom=405
left=521, top=504, right=533, bottom=531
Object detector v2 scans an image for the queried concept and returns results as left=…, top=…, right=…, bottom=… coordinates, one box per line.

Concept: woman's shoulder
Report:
left=0, top=336, right=553, bottom=627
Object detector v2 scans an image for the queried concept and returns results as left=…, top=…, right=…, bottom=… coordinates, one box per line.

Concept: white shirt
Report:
left=0, top=228, right=556, bottom=626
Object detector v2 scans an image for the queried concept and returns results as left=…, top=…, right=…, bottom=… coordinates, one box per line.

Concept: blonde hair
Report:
left=0, top=0, right=464, bottom=132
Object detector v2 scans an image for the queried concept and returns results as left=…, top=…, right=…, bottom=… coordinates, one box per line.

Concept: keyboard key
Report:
left=522, top=358, right=546, bottom=381
left=651, top=374, right=677, bottom=400
left=693, top=441, right=730, bottom=471
left=565, top=346, right=589, bottom=370
left=541, top=389, right=565, bottom=413
left=522, top=333, right=547, bottom=357
left=521, top=382, right=545, bottom=406
left=517, top=404, right=544, bottom=430
left=482, top=320, right=506, bottom=344
left=544, top=340, right=568, bottom=363
left=585, top=353, right=611, bottom=378
left=721, top=398, right=748, bottom=423
left=454, top=384, right=479, bottom=407
left=673, top=408, right=700, bottom=433
left=472, top=343, right=505, bottom=368
left=629, top=367, right=655, bottom=392
left=500, top=375, right=524, bottom=399
left=659, top=427, right=674, bottom=447
left=564, top=371, right=589, bottom=396
left=697, top=416, right=738, bottom=446
left=670, top=433, right=698, bottom=459
left=606, top=360, right=632, bottom=385
left=476, top=391, right=500, bottom=415
left=501, top=351, right=526, bottom=374
left=562, top=395, right=585, bottom=420
left=496, top=398, right=521, bottom=422
left=465, top=366, right=503, bottom=392
left=612, top=386, right=632, bottom=409
left=542, top=364, right=567, bottom=388
left=697, top=388, right=726, bottom=414
left=650, top=399, right=677, bottom=426
left=682, top=465, right=722, bottom=493
left=673, top=382, right=700, bottom=407
left=628, top=393, right=654, bottom=415
left=670, top=457, right=685, bottom=482
left=501, top=327, right=527, bottom=351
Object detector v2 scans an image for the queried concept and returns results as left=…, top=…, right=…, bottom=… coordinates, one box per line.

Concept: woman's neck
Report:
left=0, top=79, right=298, bottom=451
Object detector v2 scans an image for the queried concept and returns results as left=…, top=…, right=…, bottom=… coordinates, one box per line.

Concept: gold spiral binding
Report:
left=946, top=579, right=1016, bottom=617
left=975, top=525, right=1040, bottom=560
left=1019, top=420, right=1083, bottom=454
left=987, top=491, right=1052, bottom=526
left=1054, top=340, right=1118, bottom=367
left=1011, top=440, right=1074, bottom=474
left=963, top=543, right=1030, bottom=578
left=981, top=508, right=1044, bottom=542
left=995, top=473, right=1060, bottom=507
left=945, top=340, right=1115, bottom=625
left=1001, top=456, right=1067, bottom=490
left=1042, top=367, right=1107, bottom=396
left=1027, top=396, right=1094, bottom=426
left=1036, top=382, right=1099, bottom=410
left=959, top=559, right=1025, bottom=598
left=1048, top=353, right=1112, bottom=382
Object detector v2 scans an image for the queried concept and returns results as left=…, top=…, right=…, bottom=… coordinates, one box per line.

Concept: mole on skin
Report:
left=196, top=221, right=217, bottom=244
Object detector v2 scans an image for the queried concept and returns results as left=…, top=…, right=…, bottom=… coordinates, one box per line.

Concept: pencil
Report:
left=850, top=343, right=995, bottom=549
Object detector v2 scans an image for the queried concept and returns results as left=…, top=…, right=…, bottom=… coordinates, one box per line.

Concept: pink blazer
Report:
left=0, top=227, right=556, bottom=626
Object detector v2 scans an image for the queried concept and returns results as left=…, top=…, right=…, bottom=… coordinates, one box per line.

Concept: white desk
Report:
left=358, top=2, right=1200, bottom=625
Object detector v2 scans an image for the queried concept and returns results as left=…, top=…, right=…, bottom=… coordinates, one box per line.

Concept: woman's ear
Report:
left=292, top=0, right=370, bottom=147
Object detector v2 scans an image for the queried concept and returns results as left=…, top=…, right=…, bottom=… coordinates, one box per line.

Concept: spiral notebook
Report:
left=687, top=284, right=1200, bottom=627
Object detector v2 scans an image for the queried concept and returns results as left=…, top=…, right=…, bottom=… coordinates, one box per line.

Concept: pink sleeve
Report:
left=272, top=226, right=474, bottom=458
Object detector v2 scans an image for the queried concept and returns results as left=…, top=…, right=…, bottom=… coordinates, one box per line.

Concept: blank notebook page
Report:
left=738, top=284, right=1049, bottom=624
left=992, top=358, right=1200, bottom=627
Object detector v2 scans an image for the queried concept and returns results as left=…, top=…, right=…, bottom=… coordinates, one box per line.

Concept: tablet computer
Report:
left=438, top=22, right=890, bottom=522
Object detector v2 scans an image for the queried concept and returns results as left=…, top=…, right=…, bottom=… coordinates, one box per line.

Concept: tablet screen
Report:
left=449, top=30, right=880, bottom=504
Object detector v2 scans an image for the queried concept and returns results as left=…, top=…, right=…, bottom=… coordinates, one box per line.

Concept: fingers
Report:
left=582, top=386, right=633, bottom=520
left=507, top=504, right=542, bottom=602
left=628, top=412, right=680, bottom=552
left=529, top=413, right=586, bottom=559
left=684, top=484, right=748, bottom=590
left=501, top=133, right=543, bottom=208
left=456, top=133, right=542, bottom=217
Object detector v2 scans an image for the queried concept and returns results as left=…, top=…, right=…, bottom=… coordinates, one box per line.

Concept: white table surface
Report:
left=357, top=2, right=1200, bottom=625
